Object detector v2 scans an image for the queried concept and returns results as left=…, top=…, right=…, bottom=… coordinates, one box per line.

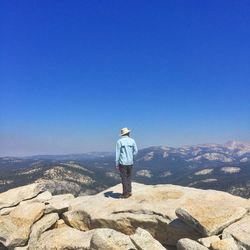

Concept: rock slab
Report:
left=44, top=193, right=74, bottom=213
left=130, top=227, right=166, bottom=250
left=0, top=202, right=45, bottom=247
left=64, top=183, right=203, bottom=245
left=210, top=238, right=238, bottom=250
left=90, top=228, right=136, bottom=250
left=28, top=213, right=59, bottom=248
left=32, top=227, right=94, bottom=250
left=176, top=196, right=248, bottom=236
left=198, top=235, right=221, bottom=248
left=0, top=183, right=44, bottom=209
left=223, top=214, right=250, bottom=250
left=177, top=238, right=209, bottom=250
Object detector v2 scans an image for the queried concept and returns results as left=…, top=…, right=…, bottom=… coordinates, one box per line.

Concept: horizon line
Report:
left=1, top=139, right=249, bottom=158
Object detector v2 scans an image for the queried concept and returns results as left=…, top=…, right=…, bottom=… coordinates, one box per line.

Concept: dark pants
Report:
left=119, top=164, right=132, bottom=195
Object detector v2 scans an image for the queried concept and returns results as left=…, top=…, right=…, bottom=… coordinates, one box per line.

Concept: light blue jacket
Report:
left=116, top=136, right=138, bottom=166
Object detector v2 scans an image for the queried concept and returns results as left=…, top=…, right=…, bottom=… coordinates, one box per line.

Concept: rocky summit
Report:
left=0, top=183, right=250, bottom=250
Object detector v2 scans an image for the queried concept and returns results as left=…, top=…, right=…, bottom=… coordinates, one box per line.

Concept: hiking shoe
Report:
left=120, top=193, right=130, bottom=199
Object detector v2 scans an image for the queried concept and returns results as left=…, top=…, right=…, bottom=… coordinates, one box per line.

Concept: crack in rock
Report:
left=112, top=209, right=171, bottom=221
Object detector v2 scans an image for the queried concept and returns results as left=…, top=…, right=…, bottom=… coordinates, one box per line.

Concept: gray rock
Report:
left=28, top=213, right=59, bottom=248
left=176, top=204, right=247, bottom=236
left=65, top=182, right=202, bottom=246
left=90, top=228, right=136, bottom=250
left=222, top=214, right=250, bottom=250
left=21, top=191, right=52, bottom=204
left=68, top=195, right=92, bottom=210
left=0, top=191, right=51, bottom=216
left=0, top=202, right=45, bottom=248
left=198, top=235, right=221, bottom=248
left=9, top=201, right=45, bottom=223
left=210, top=238, right=239, bottom=250
left=0, top=183, right=44, bottom=210
left=54, top=218, right=67, bottom=228
left=130, top=227, right=166, bottom=250
left=1, top=182, right=250, bottom=249
left=65, top=183, right=250, bottom=245
left=62, top=209, right=91, bottom=231
left=32, top=227, right=94, bottom=250
left=44, top=193, right=74, bottom=213
left=177, top=238, right=209, bottom=250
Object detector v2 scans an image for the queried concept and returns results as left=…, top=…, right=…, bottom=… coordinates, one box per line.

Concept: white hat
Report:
left=120, top=127, right=131, bottom=136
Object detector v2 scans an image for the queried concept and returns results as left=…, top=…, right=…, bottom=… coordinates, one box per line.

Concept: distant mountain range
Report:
left=136, top=140, right=250, bottom=164
left=0, top=141, right=250, bottom=198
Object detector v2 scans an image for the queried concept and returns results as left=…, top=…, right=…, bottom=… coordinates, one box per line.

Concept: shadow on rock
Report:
left=104, top=191, right=121, bottom=199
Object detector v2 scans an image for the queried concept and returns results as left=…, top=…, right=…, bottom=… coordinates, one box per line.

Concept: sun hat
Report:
left=120, top=127, right=131, bottom=136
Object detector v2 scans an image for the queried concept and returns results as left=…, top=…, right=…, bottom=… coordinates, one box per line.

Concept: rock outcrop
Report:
left=0, top=183, right=44, bottom=209
left=28, top=213, right=59, bottom=247
left=198, top=236, right=221, bottom=248
left=63, top=183, right=201, bottom=245
left=177, top=238, right=209, bottom=250
left=222, top=214, right=250, bottom=249
left=210, top=238, right=239, bottom=250
left=0, top=182, right=250, bottom=249
left=0, top=202, right=45, bottom=247
left=31, top=227, right=94, bottom=250
left=175, top=191, right=249, bottom=237
left=44, top=193, right=74, bottom=213
left=89, top=228, right=136, bottom=250
left=130, top=227, right=166, bottom=250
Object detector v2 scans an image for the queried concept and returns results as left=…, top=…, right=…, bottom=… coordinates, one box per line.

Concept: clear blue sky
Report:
left=1, top=1, right=250, bottom=156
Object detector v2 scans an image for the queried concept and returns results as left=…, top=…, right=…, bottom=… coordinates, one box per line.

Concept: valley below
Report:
left=1, top=141, right=250, bottom=198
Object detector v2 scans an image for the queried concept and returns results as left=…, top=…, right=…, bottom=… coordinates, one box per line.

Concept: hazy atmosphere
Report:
left=1, top=3, right=250, bottom=248
left=1, top=1, right=250, bottom=156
